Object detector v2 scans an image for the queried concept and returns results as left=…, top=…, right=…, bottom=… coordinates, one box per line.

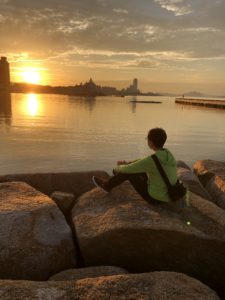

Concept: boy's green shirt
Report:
left=114, top=148, right=177, bottom=202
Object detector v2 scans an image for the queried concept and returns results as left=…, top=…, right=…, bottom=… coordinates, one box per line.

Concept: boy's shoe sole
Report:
left=92, top=176, right=110, bottom=192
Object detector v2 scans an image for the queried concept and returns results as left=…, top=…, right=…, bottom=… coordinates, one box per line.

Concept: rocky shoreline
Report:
left=0, top=159, right=224, bottom=299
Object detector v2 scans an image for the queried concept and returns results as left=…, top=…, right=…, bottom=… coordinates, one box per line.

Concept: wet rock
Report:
left=193, top=160, right=225, bottom=209
left=48, top=266, right=128, bottom=281
left=72, top=182, right=225, bottom=297
left=0, top=272, right=220, bottom=299
left=0, top=182, right=77, bottom=280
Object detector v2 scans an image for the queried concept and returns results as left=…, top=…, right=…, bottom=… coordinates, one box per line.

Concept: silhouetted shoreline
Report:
left=10, top=80, right=162, bottom=97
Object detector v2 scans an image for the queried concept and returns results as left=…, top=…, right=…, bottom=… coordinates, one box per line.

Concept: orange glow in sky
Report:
left=3, top=0, right=225, bottom=95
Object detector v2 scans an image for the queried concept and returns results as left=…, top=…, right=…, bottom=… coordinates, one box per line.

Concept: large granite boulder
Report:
left=48, top=266, right=128, bottom=281
left=0, top=171, right=109, bottom=197
left=193, top=160, right=225, bottom=209
left=0, top=182, right=77, bottom=280
left=177, top=165, right=212, bottom=201
left=51, top=191, right=75, bottom=217
left=72, top=183, right=225, bottom=297
left=0, top=272, right=219, bottom=299
left=177, top=160, right=191, bottom=170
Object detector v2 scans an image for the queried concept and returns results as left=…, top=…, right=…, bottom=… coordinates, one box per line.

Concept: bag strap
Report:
left=151, top=154, right=172, bottom=188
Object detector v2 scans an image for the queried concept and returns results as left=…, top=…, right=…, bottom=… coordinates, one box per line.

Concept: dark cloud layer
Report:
left=1, top=0, right=224, bottom=55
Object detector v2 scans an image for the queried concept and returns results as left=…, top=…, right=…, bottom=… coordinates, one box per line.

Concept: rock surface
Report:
left=0, top=182, right=77, bottom=280
left=48, top=266, right=128, bottom=281
left=72, top=182, right=225, bottom=297
left=0, top=272, right=220, bottom=299
left=51, top=191, right=75, bottom=216
left=177, top=166, right=212, bottom=201
left=0, top=171, right=109, bottom=197
left=193, top=160, right=225, bottom=209
left=177, top=160, right=191, bottom=170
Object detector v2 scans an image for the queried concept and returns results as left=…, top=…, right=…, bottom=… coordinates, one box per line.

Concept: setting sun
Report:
left=21, top=70, right=41, bottom=84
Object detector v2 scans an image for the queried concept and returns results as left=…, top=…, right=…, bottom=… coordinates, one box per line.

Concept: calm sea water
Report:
left=0, top=93, right=224, bottom=175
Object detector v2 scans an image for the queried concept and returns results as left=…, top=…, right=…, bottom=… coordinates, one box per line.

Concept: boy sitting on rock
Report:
left=92, top=127, right=177, bottom=203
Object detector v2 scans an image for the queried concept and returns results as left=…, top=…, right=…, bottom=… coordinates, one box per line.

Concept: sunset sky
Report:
left=1, top=0, right=225, bottom=94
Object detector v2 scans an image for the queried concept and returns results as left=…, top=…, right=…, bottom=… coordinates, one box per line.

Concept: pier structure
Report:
left=0, top=56, right=10, bottom=91
left=175, top=97, right=225, bottom=110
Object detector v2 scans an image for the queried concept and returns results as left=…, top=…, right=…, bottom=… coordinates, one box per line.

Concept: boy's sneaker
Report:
left=92, top=176, right=110, bottom=192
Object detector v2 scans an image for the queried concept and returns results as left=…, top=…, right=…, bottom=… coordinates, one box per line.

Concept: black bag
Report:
left=167, top=180, right=187, bottom=201
left=152, top=154, right=187, bottom=202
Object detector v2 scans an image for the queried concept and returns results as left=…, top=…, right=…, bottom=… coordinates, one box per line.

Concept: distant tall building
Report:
left=123, top=78, right=140, bottom=95
left=0, top=57, right=10, bottom=90
left=133, top=78, right=138, bottom=90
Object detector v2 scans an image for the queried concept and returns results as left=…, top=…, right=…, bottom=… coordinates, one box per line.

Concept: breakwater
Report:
left=175, top=97, right=225, bottom=109
left=0, top=160, right=225, bottom=298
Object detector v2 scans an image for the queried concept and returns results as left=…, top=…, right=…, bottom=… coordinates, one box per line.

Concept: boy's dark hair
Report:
left=148, top=128, right=167, bottom=148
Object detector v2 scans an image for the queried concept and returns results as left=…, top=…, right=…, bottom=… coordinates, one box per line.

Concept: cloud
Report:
left=113, top=8, right=128, bottom=14
left=154, top=0, right=192, bottom=16
left=0, top=1, right=223, bottom=55
left=0, top=0, right=224, bottom=90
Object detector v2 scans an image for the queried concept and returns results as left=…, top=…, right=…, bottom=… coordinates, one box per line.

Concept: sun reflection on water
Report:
left=26, top=94, right=40, bottom=116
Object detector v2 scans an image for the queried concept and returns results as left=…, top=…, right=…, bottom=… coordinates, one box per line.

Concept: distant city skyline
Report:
left=0, top=0, right=225, bottom=95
